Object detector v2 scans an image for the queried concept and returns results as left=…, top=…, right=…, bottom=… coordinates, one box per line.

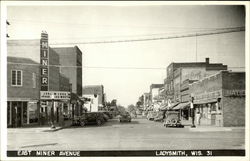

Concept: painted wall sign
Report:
left=40, top=32, right=49, bottom=91
left=40, top=91, right=70, bottom=100
left=223, top=89, right=245, bottom=97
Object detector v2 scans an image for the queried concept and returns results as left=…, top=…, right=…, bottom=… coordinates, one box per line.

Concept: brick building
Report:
left=7, top=33, right=83, bottom=127
left=52, top=46, right=82, bottom=96
left=189, top=71, right=245, bottom=127
left=165, top=58, right=227, bottom=104
left=7, top=57, right=40, bottom=127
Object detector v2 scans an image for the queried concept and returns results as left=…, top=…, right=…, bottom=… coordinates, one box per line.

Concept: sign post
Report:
left=51, top=94, right=55, bottom=129
left=190, top=97, right=196, bottom=128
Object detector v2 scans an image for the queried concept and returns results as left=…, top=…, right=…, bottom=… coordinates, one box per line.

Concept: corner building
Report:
left=189, top=71, right=245, bottom=127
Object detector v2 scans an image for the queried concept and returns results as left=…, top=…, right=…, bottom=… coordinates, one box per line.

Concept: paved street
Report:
left=8, top=117, right=245, bottom=150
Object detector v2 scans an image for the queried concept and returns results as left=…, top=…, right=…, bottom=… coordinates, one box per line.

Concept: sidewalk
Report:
left=8, top=120, right=72, bottom=133
left=181, top=119, right=245, bottom=132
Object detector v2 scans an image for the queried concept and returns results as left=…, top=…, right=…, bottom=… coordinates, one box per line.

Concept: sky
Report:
left=6, top=4, right=246, bottom=106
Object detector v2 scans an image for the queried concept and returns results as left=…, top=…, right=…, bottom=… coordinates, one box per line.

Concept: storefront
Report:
left=190, top=71, right=245, bottom=127
left=7, top=99, right=39, bottom=127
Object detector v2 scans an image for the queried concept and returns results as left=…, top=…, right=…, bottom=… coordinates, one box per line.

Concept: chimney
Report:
left=205, top=58, right=209, bottom=64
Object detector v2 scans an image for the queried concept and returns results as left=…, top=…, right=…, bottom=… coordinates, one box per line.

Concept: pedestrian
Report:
left=196, top=111, right=201, bottom=125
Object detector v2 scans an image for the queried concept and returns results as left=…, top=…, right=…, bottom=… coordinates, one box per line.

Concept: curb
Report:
left=42, top=127, right=63, bottom=132
left=188, top=127, right=232, bottom=132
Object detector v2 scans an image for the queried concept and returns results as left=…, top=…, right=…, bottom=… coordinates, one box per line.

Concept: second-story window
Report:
left=11, top=70, right=22, bottom=86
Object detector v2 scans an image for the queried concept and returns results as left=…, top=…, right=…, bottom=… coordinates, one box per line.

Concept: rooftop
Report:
left=7, top=56, right=39, bottom=65
left=82, top=85, right=104, bottom=95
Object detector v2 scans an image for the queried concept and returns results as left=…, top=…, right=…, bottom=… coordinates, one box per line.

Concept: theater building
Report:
left=189, top=71, right=245, bottom=127
left=7, top=32, right=83, bottom=127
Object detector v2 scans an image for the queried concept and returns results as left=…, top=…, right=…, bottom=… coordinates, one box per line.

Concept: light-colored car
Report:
left=163, top=111, right=184, bottom=128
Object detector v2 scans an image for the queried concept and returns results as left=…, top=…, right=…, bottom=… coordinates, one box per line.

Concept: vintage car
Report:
left=73, top=112, right=105, bottom=126
left=118, top=112, right=132, bottom=122
left=163, top=111, right=184, bottom=128
left=153, top=111, right=165, bottom=122
left=147, top=111, right=158, bottom=121
left=102, top=113, right=110, bottom=122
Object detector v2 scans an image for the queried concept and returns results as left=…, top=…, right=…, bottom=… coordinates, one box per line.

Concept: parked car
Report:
left=102, top=113, right=109, bottom=122
left=73, top=112, right=105, bottom=126
left=100, top=111, right=113, bottom=119
left=163, top=111, right=184, bottom=128
left=147, top=111, right=158, bottom=121
left=154, top=111, right=165, bottom=122
left=119, top=112, right=132, bottom=122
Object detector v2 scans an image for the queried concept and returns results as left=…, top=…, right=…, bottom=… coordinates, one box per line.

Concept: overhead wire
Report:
left=7, top=62, right=245, bottom=70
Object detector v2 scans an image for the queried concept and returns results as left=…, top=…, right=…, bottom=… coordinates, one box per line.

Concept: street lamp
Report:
left=51, top=94, right=55, bottom=129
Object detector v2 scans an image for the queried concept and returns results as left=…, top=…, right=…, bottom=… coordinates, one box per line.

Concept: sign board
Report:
left=194, top=90, right=222, bottom=101
left=223, top=89, right=245, bottom=97
left=40, top=32, right=49, bottom=91
left=40, top=91, right=70, bottom=100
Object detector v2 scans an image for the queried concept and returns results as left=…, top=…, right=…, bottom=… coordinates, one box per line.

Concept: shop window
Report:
left=11, top=70, right=22, bottom=86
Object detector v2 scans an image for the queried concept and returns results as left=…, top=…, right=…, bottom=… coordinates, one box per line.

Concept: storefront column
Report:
left=21, top=102, right=23, bottom=126
left=27, top=106, right=30, bottom=124
left=9, top=102, right=12, bottom=126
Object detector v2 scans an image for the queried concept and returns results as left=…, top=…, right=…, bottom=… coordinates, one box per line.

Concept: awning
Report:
left=71, top=93, right=84, bottom=104
left=172, top=102, right=190, bottom=110
left=159, top=103, right=168, bottom=111
left=168, top=102, right=180, bottom=110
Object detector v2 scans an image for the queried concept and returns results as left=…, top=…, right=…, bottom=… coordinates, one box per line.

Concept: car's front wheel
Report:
left=80, top=121, right=86, bottom=127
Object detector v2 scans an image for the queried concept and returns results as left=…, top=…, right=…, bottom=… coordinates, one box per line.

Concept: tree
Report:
left=117, top=105, right=126, bottom=115
left=110, top=99, right=117, bottom=107
left=127, top=104, right=137, bottom=116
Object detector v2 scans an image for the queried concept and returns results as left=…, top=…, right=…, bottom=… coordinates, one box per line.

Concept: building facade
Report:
left=82, top=85, right=105, bottom=112
left=189, top=71, right=245, bottom=127
left=7, top=33, right=83, bottom=127
left=52, top=46, right=83, bottom=96
left=7, top=57, right=40, bottom=127
left=149, top=84, right=164, bottom=110
left=165, top=58, right=228, bottom=104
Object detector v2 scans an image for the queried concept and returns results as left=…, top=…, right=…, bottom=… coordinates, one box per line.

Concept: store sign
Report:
left=40, top=32, right=49, bottom=91
left=224, top=89, right=245, bottom=97
left=40, top=91, right=70, bottom=100
left=194, top=90, right=222, bottom=101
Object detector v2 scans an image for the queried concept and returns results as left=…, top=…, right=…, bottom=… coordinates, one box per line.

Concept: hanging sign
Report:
left=40, top=32, right=49, bottom=91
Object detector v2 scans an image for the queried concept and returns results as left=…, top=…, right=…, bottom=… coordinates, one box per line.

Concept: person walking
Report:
left=196, top=111, right=201, bottom=125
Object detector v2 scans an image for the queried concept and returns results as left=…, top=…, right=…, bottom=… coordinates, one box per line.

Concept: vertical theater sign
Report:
left=40, top=32, right=49, bottom=91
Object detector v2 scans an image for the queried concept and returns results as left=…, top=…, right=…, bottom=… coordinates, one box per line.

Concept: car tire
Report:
left=80, top=121, right=85, bottom=127
left=96, top=119, right=102, bottom=126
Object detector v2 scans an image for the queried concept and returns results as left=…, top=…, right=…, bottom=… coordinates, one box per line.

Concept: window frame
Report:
left=11, top=70, right=23, bottom=87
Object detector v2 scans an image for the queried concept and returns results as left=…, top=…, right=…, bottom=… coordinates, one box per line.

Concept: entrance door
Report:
left=12, top=102, right=22, bottom=127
